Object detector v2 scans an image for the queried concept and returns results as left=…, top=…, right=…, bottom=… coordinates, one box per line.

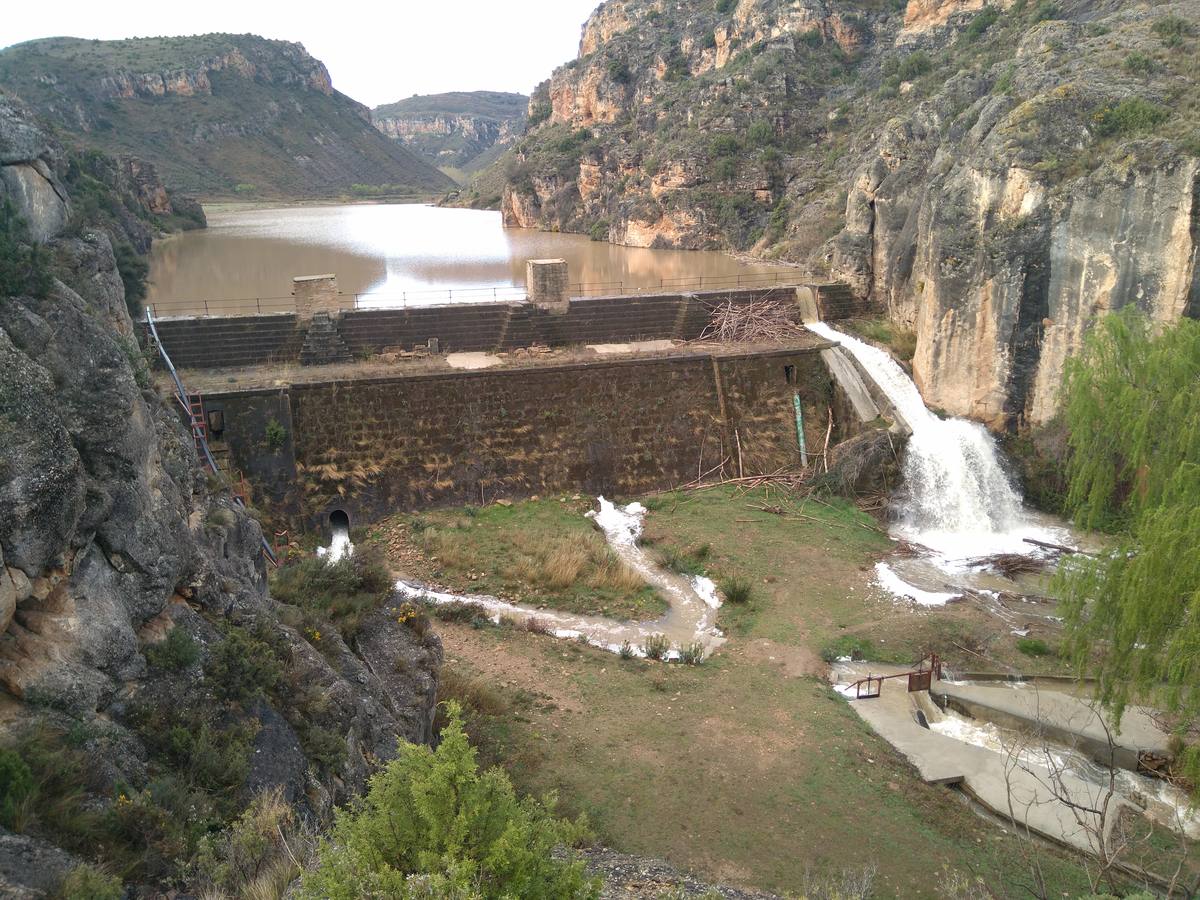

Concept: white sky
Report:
left=1, top=0, right=600, bottom=108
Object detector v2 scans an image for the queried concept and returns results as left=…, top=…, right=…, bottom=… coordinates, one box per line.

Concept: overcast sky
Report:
left=2, top=0, right=600, bottom=107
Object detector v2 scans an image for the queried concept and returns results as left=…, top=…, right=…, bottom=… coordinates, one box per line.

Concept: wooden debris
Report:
left=699, top=298, right=806, bottom=343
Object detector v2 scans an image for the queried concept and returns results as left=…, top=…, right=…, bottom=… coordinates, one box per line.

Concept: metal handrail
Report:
left=144, top=306, right=278, bottom=567
left=147, top=270, right=815, bottom=318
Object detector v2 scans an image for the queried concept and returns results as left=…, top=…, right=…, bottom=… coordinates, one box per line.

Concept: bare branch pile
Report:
left=699, top=299, right=806, bottom=343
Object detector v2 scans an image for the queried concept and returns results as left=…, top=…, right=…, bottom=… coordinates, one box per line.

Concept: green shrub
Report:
left=588, top=219, right=610, bottom=242
left=708, top=133, right=741, bottom=157
left=193, top=788, right=299, bottom=898
left=1091, top=98, right=1168, bottom=138
left=144, top=627, right=201, bottom=671
left=885, top=51, right=933, bottom=83
left=205, top=627, right=283, bottom=702
left=964, top=6, right=1000, bottom=41
left=0, top=747, right=34, bottom=829
left=799, top=28, right=823, bottom=48
left=657, top=545, right=707, bottom=577
left=55, top=864, right=123, bottom=900
left=0, top=199, right=53, bottom=299
left=1123, top=51, right=1156, bottom=76
left=1016, top=637, right=1052, bottom=657
left=643, top=633, right=670, bottom=661
left=1151, top=15, right=1192, bottom=46
left=678, top=642, right=706, bottom=665
left=112, top=240, right=148, bottom=321
left=606, top=58, right=632, bottom=85
left=716, top=0, right=736, bottom=12
left=720, top=577, right=754, bottom=605
left=821, top=635, right=876, bottom=663
left=265, top=417, right=287, bottom=451
left=993, top=64, right=1016, bottom=95
left=271, top=546, right=394, bottom=640
left=1030, top=0, right=1059, bottom=21
left=299, top=703, right=598, bottom=899
left=747, top=120, right=776, bottom=148
left=619, top=641, right=635, bottom=660
left=233, top=183, right=256, bottom=194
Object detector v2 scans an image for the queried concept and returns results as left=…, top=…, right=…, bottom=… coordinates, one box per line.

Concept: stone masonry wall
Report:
left=205, top=347, right=832, bottom=529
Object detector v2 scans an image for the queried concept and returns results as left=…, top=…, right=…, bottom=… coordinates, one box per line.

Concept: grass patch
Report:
left=656, top=542, right=711, bottom=577
left=843, top=317, right=918, bottom=362
left=719, top=576, right=754, bottom=605
left=821, top=635, right=877, bottom=663
left=395, top=499, right=666, bottom=620
left=1016, top=637, right=1053, bottom=657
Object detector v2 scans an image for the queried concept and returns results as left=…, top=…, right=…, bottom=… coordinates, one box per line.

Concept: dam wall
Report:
left=152, top=285, right=855, bottom=370
left=203, top=344, right=835, bottom=528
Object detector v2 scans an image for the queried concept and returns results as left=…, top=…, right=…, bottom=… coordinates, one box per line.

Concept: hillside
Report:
left=0, top=34, right=454, bottom=199
left=493, top=0, right=1200, bottom=430
left=372, top=90, right=527, bottom=182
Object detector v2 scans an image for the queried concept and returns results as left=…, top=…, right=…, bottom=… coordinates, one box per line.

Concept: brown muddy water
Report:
left=146, top=203, right=794, bottom=315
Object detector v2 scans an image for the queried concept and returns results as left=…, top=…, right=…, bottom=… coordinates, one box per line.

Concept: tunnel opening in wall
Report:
left=329, top=509, right=350, bottom=535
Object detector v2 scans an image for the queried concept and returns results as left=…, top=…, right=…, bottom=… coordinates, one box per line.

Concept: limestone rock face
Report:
left=830, top=34, right=1200, bottom=428
left=493, top=0, right=1200, bottom=426
left=0, top=102, right=442, bottom=893
left=371, top=92, right=528, bottom=174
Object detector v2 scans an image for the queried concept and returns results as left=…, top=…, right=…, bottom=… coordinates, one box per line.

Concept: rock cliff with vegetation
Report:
left=372, top=91, right=528, bottom=183
left=0, top=34, right=454, bottom=200
left=494, top=0, right=1200, bottom=428
left=0, top=96, right=441, bottom=896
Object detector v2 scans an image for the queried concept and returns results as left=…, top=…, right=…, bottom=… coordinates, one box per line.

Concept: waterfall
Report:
left=808, top=322, right=1045, bottom=564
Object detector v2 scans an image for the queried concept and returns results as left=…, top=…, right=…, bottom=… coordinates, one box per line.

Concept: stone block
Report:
left=293, top=274, right=350, bottom=320
left=526, top=259, right=569, bottom=314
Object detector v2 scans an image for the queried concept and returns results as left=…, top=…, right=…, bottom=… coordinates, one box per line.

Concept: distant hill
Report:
left=372, top=91, right=527, bottom=182
left=0, top=34, right=454, bottom=199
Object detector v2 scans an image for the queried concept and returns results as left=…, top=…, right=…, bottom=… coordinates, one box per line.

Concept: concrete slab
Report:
left=935, top=682, right=1172, bottom=772
left=588, top=340, right=677, bottom=355
left=834, top=664, right=1131, bottom=856
left=445, top=352, right=503, bottom=370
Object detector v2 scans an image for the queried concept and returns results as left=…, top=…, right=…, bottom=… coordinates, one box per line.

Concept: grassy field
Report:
left=379, top=487, right=1104, bottom=897
left=373, top=498, right=667, bottom=621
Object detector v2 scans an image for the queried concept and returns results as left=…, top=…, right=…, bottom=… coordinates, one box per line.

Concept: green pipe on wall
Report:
left=793, top=392, right=808, bottom=467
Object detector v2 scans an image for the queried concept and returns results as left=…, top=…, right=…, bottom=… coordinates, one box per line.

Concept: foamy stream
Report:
left=395, top=498, right=725, bottom=659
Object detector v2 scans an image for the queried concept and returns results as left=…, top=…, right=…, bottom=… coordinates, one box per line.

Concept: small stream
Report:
left=394, top=498, right=725, bottom=659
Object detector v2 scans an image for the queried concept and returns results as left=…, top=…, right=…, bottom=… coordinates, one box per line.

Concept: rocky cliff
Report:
left=373, top=91, right=527, bottom=180
left=496, top=0, right=1200, bottom=427
left=0, top=98, right=441, bottom=895
left=0, top=34, right=454, bottom=199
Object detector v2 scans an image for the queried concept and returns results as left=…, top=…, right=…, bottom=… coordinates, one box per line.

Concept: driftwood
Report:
left=1023, top=537, right=1095, bottom=557
left=699, top=298, right=806, bottom=343
left=969, top=553, right=1049, bottom=579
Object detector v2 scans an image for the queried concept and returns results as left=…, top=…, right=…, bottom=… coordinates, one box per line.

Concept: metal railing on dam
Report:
left=147, top=270, right=809, bottom=319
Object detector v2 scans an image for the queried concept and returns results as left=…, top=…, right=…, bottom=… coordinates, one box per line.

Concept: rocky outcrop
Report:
left=495, top=0, right=1200, bottom=427
left=372, top=91, right=527, bottom=176
left=0, top=101, right=441, bottom=895
left=829, top=11, right=1200, bottom=427
left=0, top=35, right=453, bottom=198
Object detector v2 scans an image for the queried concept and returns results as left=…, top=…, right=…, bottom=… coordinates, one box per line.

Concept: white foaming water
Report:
left=317, top=526, right=353, bottom=563
left=808, top=322, right=1065, bottom=565
left=874, top=562, right=960, bottom=607
left=397, top=497, right=725, bottom=659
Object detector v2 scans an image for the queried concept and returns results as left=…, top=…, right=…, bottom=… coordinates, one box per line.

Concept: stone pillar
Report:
left=293, top=274, right=350, bottom=320
left=526, top=259, right=569, bottom=314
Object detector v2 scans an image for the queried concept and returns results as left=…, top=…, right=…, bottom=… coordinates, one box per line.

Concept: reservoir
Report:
left=147, top=203, right=795, bottom=316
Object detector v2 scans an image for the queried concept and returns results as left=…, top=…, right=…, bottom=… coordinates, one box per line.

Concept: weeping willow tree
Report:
left=1056, top=307, right=1200, bottom=792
